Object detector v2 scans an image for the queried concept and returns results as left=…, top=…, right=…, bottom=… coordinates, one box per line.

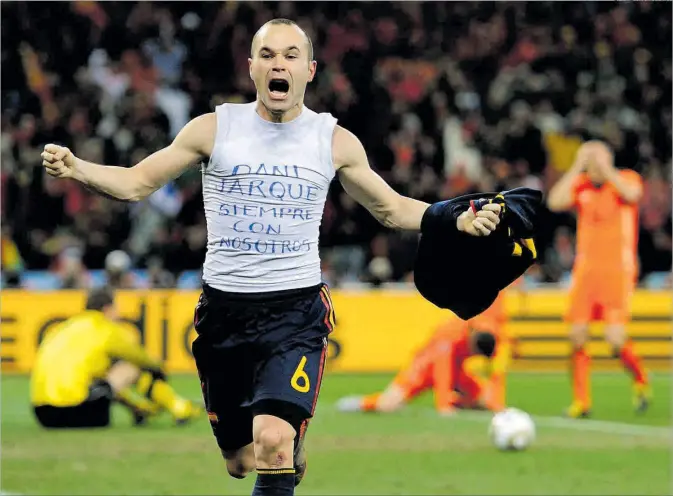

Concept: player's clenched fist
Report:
left=457, top=202, right=502, bottom=237
left=41, top=144, right=77, bottom=179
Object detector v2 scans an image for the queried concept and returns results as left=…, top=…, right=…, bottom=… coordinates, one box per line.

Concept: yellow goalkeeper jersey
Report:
left=30, top=310, right=160, bottom=407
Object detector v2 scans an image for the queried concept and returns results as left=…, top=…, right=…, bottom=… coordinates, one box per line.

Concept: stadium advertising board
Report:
left=1, top=289, right=670, bottom=373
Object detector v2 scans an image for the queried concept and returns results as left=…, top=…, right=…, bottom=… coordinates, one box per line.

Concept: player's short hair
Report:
left=473, top=331, right=497, bottom=358
left=251, top=18, right=314, bottom=61
left=85, top=287, right=115, bottom=311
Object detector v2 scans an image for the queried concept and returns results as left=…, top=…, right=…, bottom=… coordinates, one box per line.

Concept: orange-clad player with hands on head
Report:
left=547, top=140, right=649, bottom=418
left=337, top=294, right=511, bottom=416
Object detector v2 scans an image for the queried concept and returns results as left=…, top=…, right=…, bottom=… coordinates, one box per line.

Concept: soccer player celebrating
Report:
left=336, top=296, right=510, bottom=416
left=547, top=140, right=649, bottom=418
left=30, top=287, right=201, bottom=429
left=41, top=19, right=501, bottom=495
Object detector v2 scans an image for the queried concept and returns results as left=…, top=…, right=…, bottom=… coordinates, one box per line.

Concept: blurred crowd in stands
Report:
left=1, top=1, right=671, bottom=290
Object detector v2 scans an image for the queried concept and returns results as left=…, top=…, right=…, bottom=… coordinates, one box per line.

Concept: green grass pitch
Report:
left=2, top=372, right=671, bottom=495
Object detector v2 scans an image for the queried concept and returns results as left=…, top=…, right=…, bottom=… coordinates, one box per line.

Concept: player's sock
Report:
left=251, top=468, right=295, bottom=495
left=570, top=347, right=591, bottom=410
left=136, top=372, right=197, bottom=422
left=617, top=341, right=648, bottom=385
left=616, top=341, right=651, bottom=413
left=361, top=393, right=381, bottom=412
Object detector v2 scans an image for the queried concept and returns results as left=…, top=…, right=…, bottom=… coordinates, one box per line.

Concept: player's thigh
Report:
left=252, top=339, right=329, bottom=425
left=391, top=354, right=434, bottom=401
left=208, top=406, right=254, bottom=453
left=253, top=283, right=333, bottom=408
left=602, top=275, right=636, bottom=327
left=565, top=273, right=596, bottom=326
left=192, top=336, right=255, bottom=452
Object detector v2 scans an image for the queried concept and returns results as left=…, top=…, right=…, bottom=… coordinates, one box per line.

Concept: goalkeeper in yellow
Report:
left=30, top=287, right=201, bottom=428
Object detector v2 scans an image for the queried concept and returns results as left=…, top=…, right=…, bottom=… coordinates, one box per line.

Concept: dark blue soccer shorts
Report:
left=192, top=282, right=334, bottom=451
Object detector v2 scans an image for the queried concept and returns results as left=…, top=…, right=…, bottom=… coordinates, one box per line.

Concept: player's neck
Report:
left=256, top=101, right=304, bottom=124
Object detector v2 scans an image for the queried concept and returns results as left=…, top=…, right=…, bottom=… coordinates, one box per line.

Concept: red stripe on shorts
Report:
left=318, top=291, right=333, bottom=333
left=311, top=342, right=328, bottom=415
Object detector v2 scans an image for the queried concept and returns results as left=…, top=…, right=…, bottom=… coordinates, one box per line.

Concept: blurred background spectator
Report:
left=1, top=1, right=671, bottom=290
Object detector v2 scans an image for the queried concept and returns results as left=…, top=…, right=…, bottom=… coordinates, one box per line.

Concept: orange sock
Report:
left=361, top=393, right=381, bottom=412
left=619, top=341, right=647, bottom=385
left=571, top=347, right=591, bottom=408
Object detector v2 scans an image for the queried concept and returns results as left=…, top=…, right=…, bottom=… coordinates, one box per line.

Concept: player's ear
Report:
left=248, top=58, right=253, bottom=80
left=307, top=60, right=317, bottom=83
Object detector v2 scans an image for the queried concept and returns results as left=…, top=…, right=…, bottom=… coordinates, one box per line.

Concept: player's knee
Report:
left=569, top=325, right=589, bottom=347
left=253, top=420, right=295, bottom=463
left=255, top=425, right=293, bottom=451
left=605, top=325, right=626, bottom=350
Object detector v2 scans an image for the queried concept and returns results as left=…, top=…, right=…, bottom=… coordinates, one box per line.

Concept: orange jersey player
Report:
left=548, top=140, right=649, bottom=418
left=336, top=294, right=510, bottom=416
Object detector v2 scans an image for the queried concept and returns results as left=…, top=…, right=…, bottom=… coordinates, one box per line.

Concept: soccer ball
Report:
left=488, top=407, right=536, bottom=451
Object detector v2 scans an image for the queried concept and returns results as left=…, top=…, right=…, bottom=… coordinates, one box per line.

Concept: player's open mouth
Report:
left=268, top=79, right=290, bottom=100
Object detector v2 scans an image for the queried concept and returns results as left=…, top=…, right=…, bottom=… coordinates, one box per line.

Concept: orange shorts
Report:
left=565, top=271, right=636, bottom=325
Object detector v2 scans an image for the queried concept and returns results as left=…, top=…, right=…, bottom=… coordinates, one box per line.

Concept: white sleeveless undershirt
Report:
left=201, top=102, right=337, bottom=293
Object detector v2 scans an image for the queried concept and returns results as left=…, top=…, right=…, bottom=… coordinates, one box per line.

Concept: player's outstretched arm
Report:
left=333, top=126, right=500, bottom=235
left=41, top=113, right=216, bottom=202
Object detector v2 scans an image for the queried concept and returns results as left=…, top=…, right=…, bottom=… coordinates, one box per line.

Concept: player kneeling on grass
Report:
left=337, top=311, right=510, bottom=416
left=30, top=287, right=201, bottom=428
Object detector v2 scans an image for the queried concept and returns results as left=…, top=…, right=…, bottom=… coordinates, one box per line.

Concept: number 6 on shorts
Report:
left=291, top=356, right=310, bottom=393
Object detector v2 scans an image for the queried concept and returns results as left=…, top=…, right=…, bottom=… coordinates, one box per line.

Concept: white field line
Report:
left=453, top=410, right=672, bottom=437
left=331, top=403, right=671, bottom=437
